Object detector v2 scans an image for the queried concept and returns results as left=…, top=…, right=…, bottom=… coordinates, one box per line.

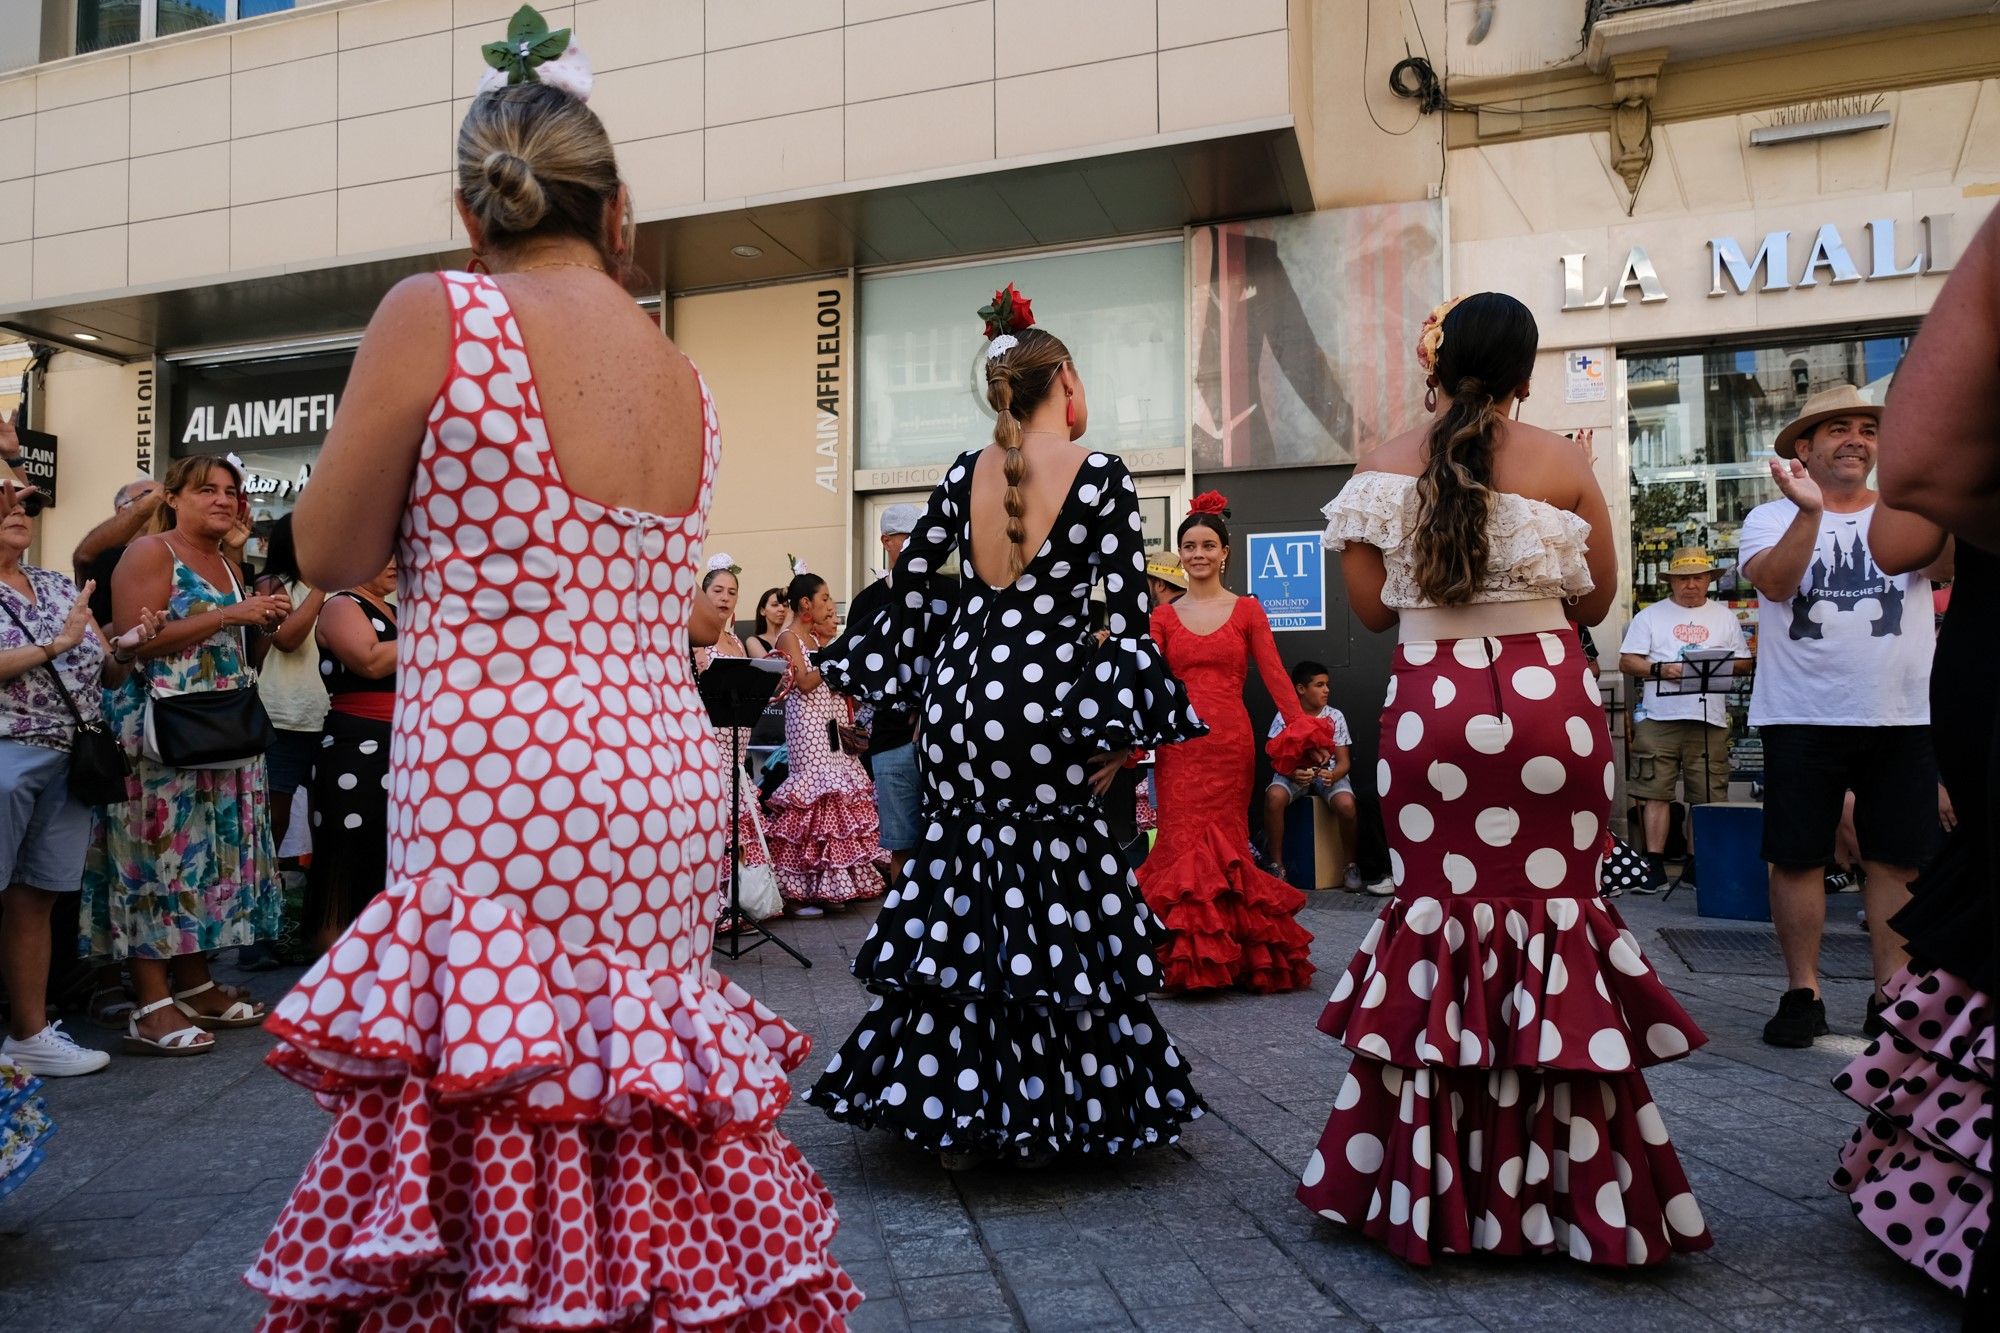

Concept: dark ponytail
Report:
left=785, top=572, right=827, bottom=613
left=1410, top=293, right=1539, bottom=606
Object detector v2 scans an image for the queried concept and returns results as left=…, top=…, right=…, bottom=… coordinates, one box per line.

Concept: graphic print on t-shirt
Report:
left=1790, top=519, right=1904, bottom=640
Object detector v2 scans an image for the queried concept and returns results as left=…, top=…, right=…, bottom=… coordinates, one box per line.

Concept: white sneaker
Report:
left=1362, top=876, right=1396, bottom=897
left=3, top=1021, right=111, bottom=1077
left=1343, top=867, right=1365, bottom=892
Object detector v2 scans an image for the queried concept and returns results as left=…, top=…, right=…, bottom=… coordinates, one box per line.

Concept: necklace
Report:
left=507, top=259, right=606, bottom=277
left=1020, top=429, right=1072, bottom=444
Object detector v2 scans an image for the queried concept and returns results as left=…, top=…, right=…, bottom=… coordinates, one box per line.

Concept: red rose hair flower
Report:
left=977, top=283, right=1035, bottom=338
left=1188, top=491, right=1229, bottom=517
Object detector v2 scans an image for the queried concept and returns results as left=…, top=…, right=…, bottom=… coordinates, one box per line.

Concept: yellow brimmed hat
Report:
left=1666, top=546, right=1721, bottom=577
left=1774, top=383, right=1881, bottom=460
left=1145, top=554, right=1187, bottom=589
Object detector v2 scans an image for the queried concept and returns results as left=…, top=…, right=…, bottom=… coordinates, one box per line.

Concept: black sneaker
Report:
left=1863, top=991, right=1889, bottom=1039
left=1762, top=988, right=1830, bottom=1048
left=1630, top=854, right=1670, bottom=895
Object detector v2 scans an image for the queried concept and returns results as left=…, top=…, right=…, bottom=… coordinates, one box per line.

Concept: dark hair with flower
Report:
left=979, top=284, right=1036, bottom=339
left=1178, top=490, right=1231, bottom=546
left=977, top=283, right=1073, bottom=579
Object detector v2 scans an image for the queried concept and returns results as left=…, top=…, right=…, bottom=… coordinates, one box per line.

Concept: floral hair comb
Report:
left=1188, top=491, right=1230, bottom=518
left=1414, top=295, right=1466, bottom=376
left=706, top=553, right=742, bottom=578
left=477, top=5, right=595, bottom=101
left=979, top=283, right=1036, bottom=359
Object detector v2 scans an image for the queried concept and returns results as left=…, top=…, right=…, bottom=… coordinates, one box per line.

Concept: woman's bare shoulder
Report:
left=1355, top=427, right=1428, bottom=477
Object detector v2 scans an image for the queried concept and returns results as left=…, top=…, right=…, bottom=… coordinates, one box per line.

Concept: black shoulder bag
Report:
left=139, top=563, right=274, bottom=771
left=0, top=597, right=132, bottom=805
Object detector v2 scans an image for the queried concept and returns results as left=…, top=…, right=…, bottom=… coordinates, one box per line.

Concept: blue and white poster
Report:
left=1246, top=531, right=1326, bottom=631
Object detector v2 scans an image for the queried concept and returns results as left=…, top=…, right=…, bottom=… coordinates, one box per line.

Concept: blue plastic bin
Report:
left=1691, top=802, right=1770, bottom=922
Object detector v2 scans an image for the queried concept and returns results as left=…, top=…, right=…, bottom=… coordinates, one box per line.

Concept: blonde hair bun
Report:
left=480, top=150, right=550, bottom=233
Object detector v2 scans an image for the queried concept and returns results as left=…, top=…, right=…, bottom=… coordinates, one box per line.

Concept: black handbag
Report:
left=142, top=682, right=275, bottom=769
left=140, top=563, right=275, bottom=770
left=0, top=598, right=132, bottom=805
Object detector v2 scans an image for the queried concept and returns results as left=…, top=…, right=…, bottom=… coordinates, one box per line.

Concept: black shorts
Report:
left=1759, top=724, right=1938, bottom=870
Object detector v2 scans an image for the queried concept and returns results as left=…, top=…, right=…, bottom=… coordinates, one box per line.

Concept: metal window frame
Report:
left=137, top=2, right=273, bottom=44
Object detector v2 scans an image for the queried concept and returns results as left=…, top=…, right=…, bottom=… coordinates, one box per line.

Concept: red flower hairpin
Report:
left=978, top=284, right=1035, bottom=339
left=1188, top=491, right=1229, bottom=517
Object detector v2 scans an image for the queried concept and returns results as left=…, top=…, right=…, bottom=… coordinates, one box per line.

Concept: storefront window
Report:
left=157, top=0, right=226, bottom=36
left=76, top=1, right=143, bottom=52
left=1624, top=332, right=1911, bottom=609
left=857, top=241, right=1184, bottom=473
left=75, top=1, right=293, bottom=55
left=1623, top=331, right=1911, bottom=783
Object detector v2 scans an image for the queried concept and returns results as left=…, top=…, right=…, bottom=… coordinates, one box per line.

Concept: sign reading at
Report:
left=1246, top=530, right=1326, bottom=632
left=15, top=427, right=56, bottom=506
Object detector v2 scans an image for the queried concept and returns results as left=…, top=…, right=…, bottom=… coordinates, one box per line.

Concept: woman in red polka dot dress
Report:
left=1298, top=294, right=1712, bottom=1268
left=244, top=39, right=859, bottom=1331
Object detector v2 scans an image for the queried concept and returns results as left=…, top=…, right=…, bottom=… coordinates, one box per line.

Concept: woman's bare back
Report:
left=966, top=437, right=1093, bottom=588
left=1366, top=418, right=1582, bottom=512
left=495, top=272, right=706, bottom=518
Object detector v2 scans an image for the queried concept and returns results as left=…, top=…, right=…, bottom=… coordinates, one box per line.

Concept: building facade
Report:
left=3, top=0, right=1998, bottom=863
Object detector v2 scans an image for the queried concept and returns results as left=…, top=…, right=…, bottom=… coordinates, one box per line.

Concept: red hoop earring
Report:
left=1065, top=395, right=1076, bottom=430
left=468, top=252, right=491, bottom=275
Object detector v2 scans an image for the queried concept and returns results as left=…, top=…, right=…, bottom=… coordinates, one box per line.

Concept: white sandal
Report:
left=122, top=995, right=214, bottom=1057
left=172, top=980, right=267, bottom=1030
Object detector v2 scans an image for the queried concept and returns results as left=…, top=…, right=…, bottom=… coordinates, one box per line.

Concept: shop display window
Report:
left=74, top=0, right=292, bottom=54
left=857, top=241, right=1184, bottom=472
left=1622, top=330, right=1912, bottom=779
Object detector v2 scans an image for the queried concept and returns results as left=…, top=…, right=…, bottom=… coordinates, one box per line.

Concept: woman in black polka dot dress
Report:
left=304, top=560, right=397, bottom=947
left=809, top=292, right=1209, bottom=1163
left=1829, top=544, right=1995, bottom=1297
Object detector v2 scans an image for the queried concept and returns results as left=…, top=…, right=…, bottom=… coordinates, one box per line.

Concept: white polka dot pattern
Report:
left=1298, top=627, right=1712, bottom=1271
left=251, top=272, right=860, bottom=1329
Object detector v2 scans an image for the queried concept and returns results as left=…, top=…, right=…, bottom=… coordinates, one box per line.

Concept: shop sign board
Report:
left=1560, top=214, right=1955, bottom=310
left=15, top=427, right=56, bottom=506
left=1246, top=530, right=1326, bottom=632
left=1564, top=349, right=1609, bottom=404
left=170, top=359, right=351, bottom=456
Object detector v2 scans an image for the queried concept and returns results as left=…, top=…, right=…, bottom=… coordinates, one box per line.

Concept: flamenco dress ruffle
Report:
left=808, top=582, right=1210, bottom=1158
left=1831, top=965, right=1992, bottom=1294
left=245, top=873, right=860, bottom=1330
left=765, top=795, right=882, bottom=906
left=1144, top=715, right=1330, bottom=994
left=0, top=1058, right=53, bottom=1202
left=1297, top=629, right=1712, bottom=1268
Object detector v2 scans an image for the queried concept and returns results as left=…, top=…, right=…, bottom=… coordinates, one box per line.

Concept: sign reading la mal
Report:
left=1560, top=214, right=1953, bottom=309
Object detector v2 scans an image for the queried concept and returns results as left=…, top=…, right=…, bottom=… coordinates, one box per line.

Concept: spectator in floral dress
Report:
left=83, top=455, right=289, bottom=1057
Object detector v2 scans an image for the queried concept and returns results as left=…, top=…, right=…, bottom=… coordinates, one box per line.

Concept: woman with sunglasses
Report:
left=0, top=480, right=164, bottom=1087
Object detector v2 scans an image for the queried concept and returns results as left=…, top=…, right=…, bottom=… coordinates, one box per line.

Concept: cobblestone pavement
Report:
left=0, top=886, right=1963, bottom=1331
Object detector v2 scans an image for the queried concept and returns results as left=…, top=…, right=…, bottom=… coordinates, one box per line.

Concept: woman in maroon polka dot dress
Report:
left=1298, top=294, right=1712, bottom=1268
left=244, top=40, right=858, bottom=1331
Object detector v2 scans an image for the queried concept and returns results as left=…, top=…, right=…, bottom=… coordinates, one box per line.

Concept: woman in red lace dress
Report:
left=1139, top=496, right=1331, bottom=993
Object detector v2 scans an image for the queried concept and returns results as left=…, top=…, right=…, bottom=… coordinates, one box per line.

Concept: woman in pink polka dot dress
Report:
left=244, top=56, right=858, bottom=1331
left=765, top=571, right=886, bottom=914
left=1299, top=294, right=1712, bottom=1268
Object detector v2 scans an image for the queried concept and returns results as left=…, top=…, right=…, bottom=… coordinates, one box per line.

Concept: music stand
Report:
left=698, top=657, right=811, bottom=968
left=1654, top=649, right=1743, bottom=901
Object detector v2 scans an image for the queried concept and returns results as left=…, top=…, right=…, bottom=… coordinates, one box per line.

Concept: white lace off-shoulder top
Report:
left=1320, top=471, right=1594, bottom=610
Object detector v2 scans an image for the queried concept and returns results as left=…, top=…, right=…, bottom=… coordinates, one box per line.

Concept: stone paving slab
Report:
left=0, top=887, right=1964, bottom=1331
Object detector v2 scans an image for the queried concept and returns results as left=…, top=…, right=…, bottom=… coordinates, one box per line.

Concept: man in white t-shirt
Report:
left=1618, top=546, right=1750, bottom=891
left=1738, top=384, right=1949, bottom=1049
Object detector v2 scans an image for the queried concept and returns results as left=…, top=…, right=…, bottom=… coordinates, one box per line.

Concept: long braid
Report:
left=982, top=327, right=1071, bottom=579
left=988, top=366, right=1030, bottom=577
